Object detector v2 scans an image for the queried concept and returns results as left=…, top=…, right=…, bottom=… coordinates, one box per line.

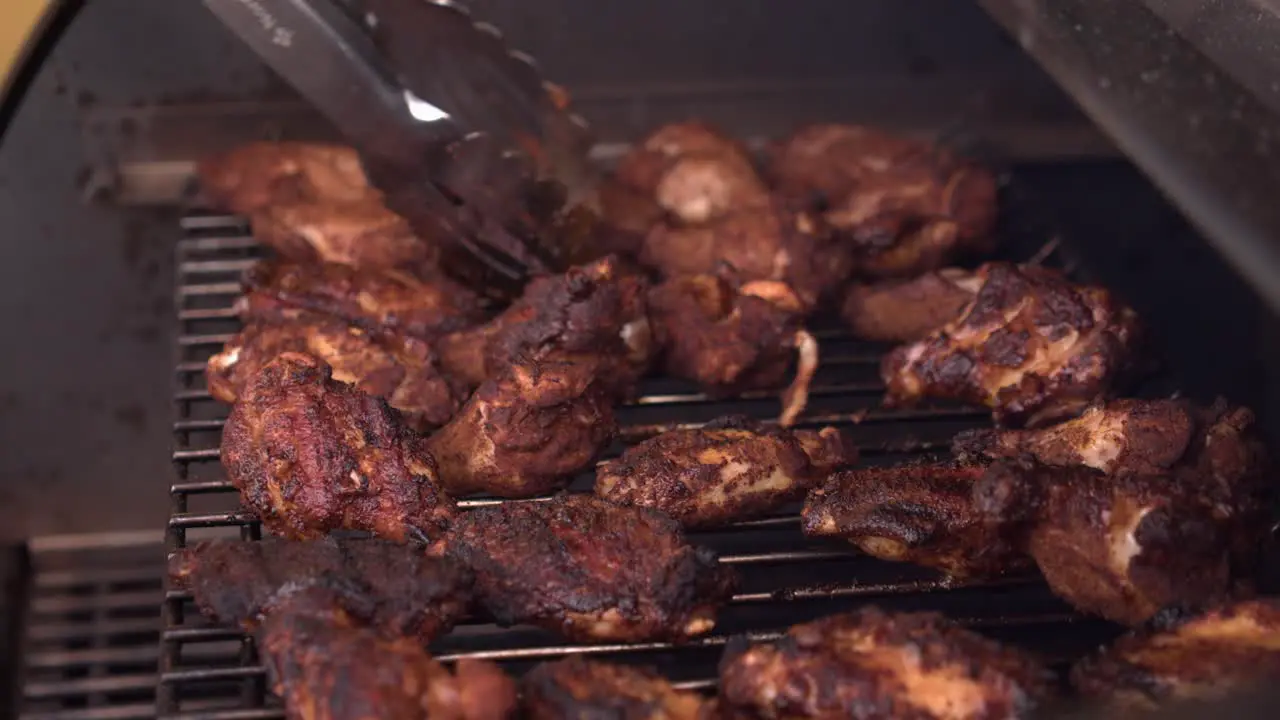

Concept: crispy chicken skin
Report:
left=1071, top=599, right=1280, bottom=711
left=612, top=121, right=770, bottom=226
left=438, top=256, right=653, bottom=396
left=168, top=537, right=472, bottom=643
left=437, top=494, right=737, bottom=642
left=258, top=591, right=517, bottom=720
left=522, top=657, right=712, bottom=720
left=596, top=416, right=854, bottom=528
left=882, top=263, right=1141, bottom=427
left=221, top=353, right=455, bottom=541
left=640, top=199, right=854, bottom=309
left=842, top=268, right=981, bottom=343
left=240, top=260, right=485, bottom=341
left=649, top=274, right=819, bottom=425
left=802, top=462, right=1032, bottom=579
left=207, top=315, right=466, bottom=430
left=769, top=124, right=999, bottom=279
left=976, top=462, right=1242, bottom=626
left=199, top=142, right=436, bottom=272
left=427, top=354, right=617, bottom=498
left=718, top=608, right=1055, bottom=720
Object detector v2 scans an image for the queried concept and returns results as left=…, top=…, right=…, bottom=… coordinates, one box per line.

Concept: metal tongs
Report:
left=202, top=0, right=601, bottom=299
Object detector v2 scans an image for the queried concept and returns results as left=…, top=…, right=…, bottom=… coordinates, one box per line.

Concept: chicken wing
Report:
left=207, top=315, right=466, bottom=430
left=240, top=260, right=485, bottom=341
left=640, top=199, right=853, bottom=309
left=522, top=657, right=712, bottom=720
left=802, top=461, right=1032, bottom=579
left=199, top=142, right=437, bottom=273
left=718, top=607, right=1054, bottom=719
left=842, top=268, right=981, bottom=343
left=221, top=352, right=455, bottom=541
left=258, top=590, right=517, bottom=720
left=770, top=124, right=999, bottom=279
left=1071, top=599, right=1280, bottom=712
left=437, top=255, right=653, bottom=397
left=612, top=121, right=771, bottom=226
left=596, top=416, right=854, bottom=528
left=168, top=537, right=472, bottom=643
left=648, top=274, right=819, bottom=425
left=436, top=494, right=737, bottom=642
left=427, top=353, right=616, bottom=498
left=882, top=263, right=1141, bottom=427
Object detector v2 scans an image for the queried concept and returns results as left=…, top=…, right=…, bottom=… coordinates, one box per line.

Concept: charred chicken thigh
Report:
left=770, top=124, right=999, bottom=279
left=611, top=121, right=771, bottom=226
left=640, top=198, right=853, bottom=309
left=427, top=353, right=617, bottom=498
left=207, top=315, right=466, bottom=430
left=258, top=590, right=517, bottom=720
left=882, top=263, right=1141, bottom=427
left=1072, top=599, right=1280, bottom=712
left=802, top=461, right=1032, bottom=579
left=240, top=260, right=485, bottom=341
left=220, top=353, right=456, bottom=541
left=437, top=255, right=653, bottom=396
left=648, top=273, right=819, bottom=425
left=842, top=268, right=981, bottom=343
left=522, top=657, right=712, bottom=720
left=168, top=537, right=472, bottom=643
left=718, top=607, right=1055, bottom=720
left=199, top=142, right=437, bottom=273
left=436, top=494, right=737, bottom=642
left=596, top=416, right=853, bottom=528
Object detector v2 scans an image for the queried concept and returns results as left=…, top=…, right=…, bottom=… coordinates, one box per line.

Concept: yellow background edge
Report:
left=0, top=0, right=56, bottom=102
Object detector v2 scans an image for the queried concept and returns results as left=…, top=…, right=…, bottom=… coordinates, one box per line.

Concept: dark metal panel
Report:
left=978, top=0, right=1280, bottom=312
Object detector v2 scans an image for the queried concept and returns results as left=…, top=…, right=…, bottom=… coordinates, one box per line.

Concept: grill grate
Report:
left=18, top=540, right=167, bottom=720
left=158, top=211, right=1121, bottom=718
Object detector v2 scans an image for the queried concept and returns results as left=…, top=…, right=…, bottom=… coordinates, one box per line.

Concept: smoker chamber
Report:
left=155, top=185, right=1126, bottom=718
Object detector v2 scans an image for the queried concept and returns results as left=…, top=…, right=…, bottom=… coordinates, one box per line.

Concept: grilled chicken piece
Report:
left=250, top=196, right=437, bottom=272
left=436, top=494, right=737, bottom=642
left=207, top=315, right=466, bottom=430
left=975, top=458, right=1262, bottom=625
left=953, top=398, right=1254, bottom=478
left=427, top=354, right=617, bottom=498
left=612, top=121, right=770, bottom=226
left=802, top=462, right=1032, bottom=579
left=241, top=260, right=485, bottom=341
left=437, top=256, right=653, bottom=397
left=522, top=657, right=712, bottom=720
left=258, top=590, right=517, bottom=720
left=640, top=199, right=854, bottom=309
left=770, top=124, right=999, bottom=278
left=649, top=274, right=819, bottom=425
left=199, top=142, right=436, bottom=273
left=198, top=142, right=372, bottom=215
left=168, top=537, right=472, bottom=642
left=221, top=353, right=455, bottom=541
left=718, top=608, right=1055, bottom=719
left=842, top=268, right=981, bottom=343
left=1072, top=599, right=1280, bottom=712
left=596, top=416, right=854, bottom=528
left=882, top=263, right=1141, bottom=427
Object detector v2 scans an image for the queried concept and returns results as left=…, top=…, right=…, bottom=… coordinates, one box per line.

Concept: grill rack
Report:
left=158, top=206, right=1122, bottom=719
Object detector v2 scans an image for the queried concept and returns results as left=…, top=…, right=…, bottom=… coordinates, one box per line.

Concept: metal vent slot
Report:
left=156, top=204, right=1122, bottom=719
